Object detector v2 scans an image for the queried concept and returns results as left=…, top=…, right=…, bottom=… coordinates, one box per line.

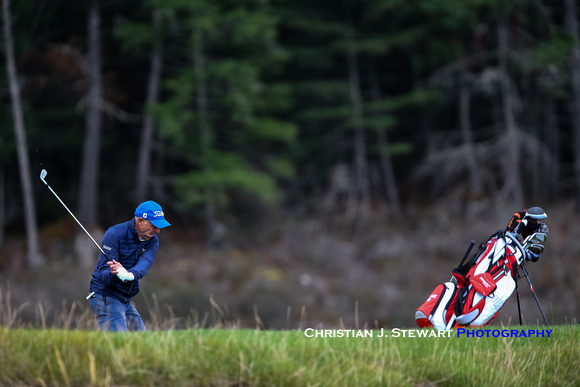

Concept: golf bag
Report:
left=416, top=230, right=529, bottom=329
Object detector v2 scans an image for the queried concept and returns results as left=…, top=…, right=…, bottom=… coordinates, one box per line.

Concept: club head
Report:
left=528, top=243, right=544, bottom=255
left=523, top=232, right=547, bottom=246
left=40, top=169, right=48, bottom=184
left=531, top=232, right=547, bottom=243
left=525, top=207, right=547, bottom=220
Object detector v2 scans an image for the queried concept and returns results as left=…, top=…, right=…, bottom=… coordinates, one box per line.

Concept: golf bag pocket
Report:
left=470, top=272, right=496, bottom=296
left=454, top=273, right=515, bottom=326
left=416, top=282, right=458, bottom=330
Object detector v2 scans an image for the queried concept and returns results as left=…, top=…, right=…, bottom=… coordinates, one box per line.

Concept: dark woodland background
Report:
left=1, top=0, right=580, bottom=329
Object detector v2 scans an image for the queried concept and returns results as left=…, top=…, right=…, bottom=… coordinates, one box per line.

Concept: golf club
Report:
left=527, top=243, right=545, bottom=255
left=523, top=207, right=547, bottom=220
left=39, top=169, right=109, bottom=259
left=522, top=232, right=546, bottom=249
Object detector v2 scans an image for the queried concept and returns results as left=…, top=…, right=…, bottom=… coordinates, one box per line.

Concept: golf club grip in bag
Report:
left=416, top=230, right=526, bottom=329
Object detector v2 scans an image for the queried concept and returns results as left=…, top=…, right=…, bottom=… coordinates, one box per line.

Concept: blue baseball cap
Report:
left=134, top=201, right=171, bottom=228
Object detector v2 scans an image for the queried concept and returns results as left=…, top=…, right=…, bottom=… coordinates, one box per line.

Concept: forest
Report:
left=1, top=0, right=580, bottom=329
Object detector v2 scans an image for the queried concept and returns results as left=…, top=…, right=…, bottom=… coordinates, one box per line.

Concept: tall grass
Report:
left=0, top=284, right=243, bottom=331
left=0, top=326, right=578, bottom=386
left=0, top=285, right=97, bottom=330
left=1, top=285, right=578, bottom=386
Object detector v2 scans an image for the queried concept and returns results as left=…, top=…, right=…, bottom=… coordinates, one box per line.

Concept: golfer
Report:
left=87, top=200, right=171, bottom=331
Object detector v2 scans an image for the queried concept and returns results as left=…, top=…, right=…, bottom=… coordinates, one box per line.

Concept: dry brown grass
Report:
left=0, top=201, right=578, bottom=330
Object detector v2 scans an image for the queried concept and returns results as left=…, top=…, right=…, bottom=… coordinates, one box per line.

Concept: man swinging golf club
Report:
left=87, top=201, right=171, bottom=332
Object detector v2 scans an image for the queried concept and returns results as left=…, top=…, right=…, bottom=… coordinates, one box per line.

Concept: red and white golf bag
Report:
left=416, top=231, right=527, bottom=329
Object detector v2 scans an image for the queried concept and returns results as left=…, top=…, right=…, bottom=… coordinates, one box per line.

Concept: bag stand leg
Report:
left=519, top=264, right=549, bottom=326
left=515, top=277, right=523, bottom=325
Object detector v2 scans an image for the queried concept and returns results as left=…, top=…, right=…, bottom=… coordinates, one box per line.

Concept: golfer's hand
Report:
left=116, top=266, right=135, bottom=282
left=107, top=260, right=121, bottom=274
left=107, top=260, right=135, bottom=282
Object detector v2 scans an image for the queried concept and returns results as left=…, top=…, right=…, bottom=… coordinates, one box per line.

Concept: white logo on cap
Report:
left=142, top=213, right=148, bottom=218
left=154, top=210, right=164, bottom=218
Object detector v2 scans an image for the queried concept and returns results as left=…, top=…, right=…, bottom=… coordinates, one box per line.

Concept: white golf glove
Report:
left=116, top=266, right=135, bottom=282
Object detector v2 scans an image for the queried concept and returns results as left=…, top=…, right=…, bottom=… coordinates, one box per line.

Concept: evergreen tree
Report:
left=154, top=0, right=296, bottom=242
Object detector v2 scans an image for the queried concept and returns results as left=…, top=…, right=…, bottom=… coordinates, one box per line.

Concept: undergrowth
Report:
left=0, top=326, right=577, bottom=386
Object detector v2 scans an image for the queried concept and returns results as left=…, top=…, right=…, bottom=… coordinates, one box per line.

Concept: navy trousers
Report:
left=88, top=293, right=146, bottom=332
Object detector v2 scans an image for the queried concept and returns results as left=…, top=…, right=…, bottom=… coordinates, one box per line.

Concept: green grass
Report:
left=0, top=326, right=578, bottom=386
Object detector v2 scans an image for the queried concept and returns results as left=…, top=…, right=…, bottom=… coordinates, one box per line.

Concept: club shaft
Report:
left=45, top=183, right=106, bottom=257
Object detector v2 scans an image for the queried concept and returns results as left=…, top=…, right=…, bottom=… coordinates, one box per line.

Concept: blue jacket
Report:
left=89, top=218, right=159, bottom=302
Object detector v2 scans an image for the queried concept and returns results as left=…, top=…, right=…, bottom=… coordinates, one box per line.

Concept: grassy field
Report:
left=0, top=325, right=578, bottom=386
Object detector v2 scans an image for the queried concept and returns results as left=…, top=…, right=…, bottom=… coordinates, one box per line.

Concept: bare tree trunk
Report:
left=459, top=70, right=482, bottom=197
left=376, top=128, right=403, bottom=218
left=193, top=26, right=222, bottom=248
left=423, top=119, right=439, bottom=200
left=368, top=68, right=403, bottom=219
left=79, top=0, right=102, bottom=229
left=565, top=0, right=580, bottom=208
left=498, top=16, right=523, bottom=204
left=2, top=0, right=43, bottom=268
left=0, top=168, right=4, bottom=247
left=136, top=10, right=163, bottom=204
left=345, top=37, right=370, bottom=220
left=528, top=90, right=543, bottom=202
left=544, top=96, right=559, bottom=200
left=77, top=0, right=103, bottom=267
